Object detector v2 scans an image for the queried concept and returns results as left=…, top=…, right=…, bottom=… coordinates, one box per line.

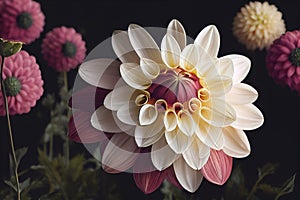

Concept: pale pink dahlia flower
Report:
left=266, top=30, right=300, bottom=93
left=233, top=1, right=285, bottom=50
left=42, top=26, right=86, bottom=72
left=0, top=50, right=44, bottom=115
left=72, top=19, right=264, bottom=193
left=0, top=0, right=45, bottom=44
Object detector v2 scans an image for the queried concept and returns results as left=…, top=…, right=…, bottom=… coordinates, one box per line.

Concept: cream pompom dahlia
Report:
left=233, top=1, right=285, bottom=50
left=77, top=19, right=264, bottom=192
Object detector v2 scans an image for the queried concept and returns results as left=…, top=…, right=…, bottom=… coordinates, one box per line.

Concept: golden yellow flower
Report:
left=233, top=1, right=285, bottom=50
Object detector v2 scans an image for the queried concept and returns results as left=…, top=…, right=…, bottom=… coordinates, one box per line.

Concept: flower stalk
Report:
left=63, top=71, right=70, bottom=166
left=0, top=55, right=21, bottom=200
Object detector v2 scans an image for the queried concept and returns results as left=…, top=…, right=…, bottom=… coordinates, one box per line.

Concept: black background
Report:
left=0, top=0, right=299, bottom=199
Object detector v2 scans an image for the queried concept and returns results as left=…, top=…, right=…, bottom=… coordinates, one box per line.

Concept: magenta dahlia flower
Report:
left=42, top=27, right=86, bottom=72
left=266, top=30, right=300, bottom=92
left=0, top=0, right=45, bottom=44
left=0, top=50, right=44, bottom=115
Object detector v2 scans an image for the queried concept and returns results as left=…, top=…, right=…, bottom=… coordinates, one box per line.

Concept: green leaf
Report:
left=274, top=174, right=296, bottom=200
left=20, top=178, right=31, bottom=192
left=0, top=38, right=23, bottom=57
left=4, top=180, right=17, bottom=192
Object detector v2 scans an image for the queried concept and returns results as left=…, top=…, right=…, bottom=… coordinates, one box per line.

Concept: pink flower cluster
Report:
left=0, top=0, right=45, bottom=44
left=0, top=51, right=43, bottom=115
left=42, top=27, right=86, bottom=72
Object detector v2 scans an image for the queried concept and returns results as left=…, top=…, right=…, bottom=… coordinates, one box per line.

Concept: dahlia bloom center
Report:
left=147, top=68, right=201, bottom=106
left=63, top=41, right=77, bottom=58
left=289, top=48, right=300, bottom=66
left=17, top=12, right=33, bottom=29
left=4, top=77, right=21, bottom=96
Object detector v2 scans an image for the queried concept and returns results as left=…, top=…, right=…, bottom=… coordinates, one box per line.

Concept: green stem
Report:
left=246, top=175, right=264, bottom=200
left=63, top=71, right=69, bottom=166
left=0, top=56, right=21, bottom=200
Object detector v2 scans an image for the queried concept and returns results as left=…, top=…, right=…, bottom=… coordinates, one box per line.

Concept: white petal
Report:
left=120, top=63, right=151, bottom=89
left=128, top=24, right=163, bottom=64
left=205, top=76, right=232, bottom=96
left=183, top=137, right=210, bottom=170
left=135, top=114, right=165, bottom=147
left=140, top=58, right=160, bottom=79
left=112, top=30, right=140, bottom=63
left=102, top=134, right=139, bottom=173
left=79, top=58, right=121, bottom=90
left=135, top=128, right=164, bottom=147
left=167, top=19, right=186, bottom=50
left=231, top=104, right=264, bottom=130
left=194, top=118, right=224, bottom=150
left=173, top=156, right=203, bottom=192
left=151, top=136, right=179, bottom=171
left=216, top=57, right=234, bottom=79
left=161, top=34, right=181, bottom=68
left=180, top=44, right=198, bottom=71
left=222, top=54, right=251, bottom=84
left=226, top=83, right=258, bottom=105
left=222, top=126, right=250, bottom=158
left=164, top=109, right=178, bottom=132
left=165, top=128, right=192, bottom=154
left=195, top=25, right=220, bottom=58
left=139, top=104, right=158, bottom=126
left=91, top=106, right=132, bottom=133
left=194, top=45, right=217, bottom=79
left=104, top=85, right=136, bottom=111
left=177, top=110, right=195, bottom=136
left=200, top=99, right=236, bottom=127
left=117, top=102, right=140, bottom=125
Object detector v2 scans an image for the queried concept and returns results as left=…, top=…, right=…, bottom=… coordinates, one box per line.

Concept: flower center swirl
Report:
left=148, top=68, right=202, bottom=106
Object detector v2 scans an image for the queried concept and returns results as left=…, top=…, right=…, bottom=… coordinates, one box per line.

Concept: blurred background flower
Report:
left=0, top=50, right=43, bottom=115
left=41, top=26, right=86, bottom=72
left=266, top=30, right=300, bottom=93
left=0, top=0, right=45, bottom=44
left=233, top=1, right=285, bottom=50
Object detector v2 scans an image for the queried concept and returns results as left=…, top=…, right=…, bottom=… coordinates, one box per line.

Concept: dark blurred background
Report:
left=0, top=0, right=299, bottom=199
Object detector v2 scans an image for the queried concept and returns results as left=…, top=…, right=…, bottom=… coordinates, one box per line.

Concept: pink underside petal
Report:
left=201, top=149, right=232, bottom=185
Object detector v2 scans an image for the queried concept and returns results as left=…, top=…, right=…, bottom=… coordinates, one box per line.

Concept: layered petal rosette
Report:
left=71, top=19, right=264, bottom=193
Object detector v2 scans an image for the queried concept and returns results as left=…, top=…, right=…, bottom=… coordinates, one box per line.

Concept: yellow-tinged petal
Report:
left=164, top=109, right=178, bottom=132
left=177, top=110, right=195, bottom=136
left=180, top=44, right=198, bottom=72
left=200, top=99, right=236, bottom=127
left=161, top=34, right=181, bottom=68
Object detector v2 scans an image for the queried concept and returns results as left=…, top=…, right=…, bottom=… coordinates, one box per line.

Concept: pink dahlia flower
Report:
left=0, top=0, right=45, bottom=44
left=266, top=30, right=300, bottom=92
left=42, top=26, right=86, bottom=72
left=0, top=50, right=44, bottom=115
